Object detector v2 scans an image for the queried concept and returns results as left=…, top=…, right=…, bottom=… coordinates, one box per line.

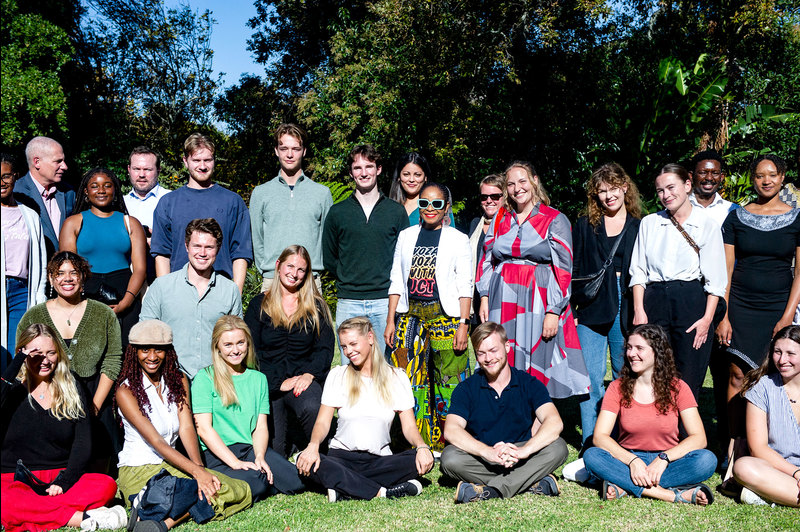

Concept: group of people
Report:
left=1, top=125, right=799, bottom=531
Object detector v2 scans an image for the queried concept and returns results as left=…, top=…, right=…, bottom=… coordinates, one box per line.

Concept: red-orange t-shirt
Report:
left=600, top=378, right=696, bottom=451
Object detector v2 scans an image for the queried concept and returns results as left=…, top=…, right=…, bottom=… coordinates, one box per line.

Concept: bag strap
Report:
left=600, top=222, right=629, bottom=269
left=668, top=213, right=700, bottom=255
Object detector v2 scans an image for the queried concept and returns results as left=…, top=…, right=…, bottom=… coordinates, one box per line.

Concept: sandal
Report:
left=602, top=480, right=628, bottom=501
left=671, top=483, right=714, bottom=505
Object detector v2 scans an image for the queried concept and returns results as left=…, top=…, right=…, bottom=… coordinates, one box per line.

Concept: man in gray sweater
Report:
left=249, top=123, right=333, bottom=292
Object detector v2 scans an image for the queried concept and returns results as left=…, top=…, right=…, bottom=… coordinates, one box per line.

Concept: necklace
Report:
left=56, top=300, right=81, bottom=326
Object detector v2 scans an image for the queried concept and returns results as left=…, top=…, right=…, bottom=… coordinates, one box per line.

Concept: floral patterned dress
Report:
left=476, top=205, right=589, bottom=398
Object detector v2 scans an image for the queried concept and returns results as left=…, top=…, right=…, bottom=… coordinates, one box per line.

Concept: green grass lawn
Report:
left=65, top=365, right=799, bottom=531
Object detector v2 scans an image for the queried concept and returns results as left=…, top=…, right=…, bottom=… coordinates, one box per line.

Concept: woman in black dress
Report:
left=717, top=154, right=800, bottom=467
left=244, top=245, right=334, bottom=457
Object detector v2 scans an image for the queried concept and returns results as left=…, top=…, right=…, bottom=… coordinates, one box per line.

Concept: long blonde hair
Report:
left=17, top=323, right=85, bottom=420
left=504, top=160, right=550, bottom=207
left=259, top=245, right=332, bottom=334
left=208, top=315, right=258, bottom=407
left=339, top=317, right=395, bottom=406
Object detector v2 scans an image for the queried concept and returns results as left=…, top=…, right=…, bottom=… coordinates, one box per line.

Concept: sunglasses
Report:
left=418, top=198, right=446, bottom=210
left=480, top=193, right=502, bottom=202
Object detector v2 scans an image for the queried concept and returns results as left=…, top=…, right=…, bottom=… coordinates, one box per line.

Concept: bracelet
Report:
left=126, top=290, right=137, bottom=298
left=415, top=445, right=431, bottom=451
left=793, top=469, right=800, bottom=479
left=628, top=456, right=640, bottom=467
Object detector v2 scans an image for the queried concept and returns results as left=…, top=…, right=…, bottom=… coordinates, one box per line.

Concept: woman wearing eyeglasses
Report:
left=385, top=183, right=473, bottom=450
left=477, top=161, right=589, bottom=399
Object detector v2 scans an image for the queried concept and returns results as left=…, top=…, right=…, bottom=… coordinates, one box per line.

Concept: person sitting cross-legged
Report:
left=583, top=324, right=717, bottom=505
left=440, top=321, right=568, bottom=503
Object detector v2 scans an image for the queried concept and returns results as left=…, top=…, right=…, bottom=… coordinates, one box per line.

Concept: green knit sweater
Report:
left=17, top=299, right=122, bottom=380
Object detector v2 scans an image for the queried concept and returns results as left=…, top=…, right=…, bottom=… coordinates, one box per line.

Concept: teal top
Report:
left=76, top=211, right=131, bottom=273
left=191, top=367, right=270, bottom=451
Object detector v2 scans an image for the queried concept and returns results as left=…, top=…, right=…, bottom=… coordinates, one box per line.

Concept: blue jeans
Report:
left=335, top=298, right=389, bottom=365
left=577, top=277, right=625, bottom=444
left=583, top=447, right=717, bottom=497
left=3, top=277, right=27, bottom=374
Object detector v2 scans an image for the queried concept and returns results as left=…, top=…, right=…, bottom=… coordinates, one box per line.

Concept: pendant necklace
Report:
left=58, top=301, right=81, bottom=327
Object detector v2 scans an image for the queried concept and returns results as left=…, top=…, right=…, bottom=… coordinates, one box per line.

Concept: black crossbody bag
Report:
left=571, top=224, right=628, bottom=305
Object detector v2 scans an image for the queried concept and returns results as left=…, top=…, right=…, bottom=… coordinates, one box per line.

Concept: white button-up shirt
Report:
left=629, top=207, right=727, bottom=297
left=124, top=184, right=170, bottom=230
left=117, top=374, right=181, bottom=467
left=689, top=192, right=737, bottom=229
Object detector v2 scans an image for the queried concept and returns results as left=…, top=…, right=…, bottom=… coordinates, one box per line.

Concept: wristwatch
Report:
left=458, top=318, right=469, bottom=325
left=658, top=452, right=671, bottom=463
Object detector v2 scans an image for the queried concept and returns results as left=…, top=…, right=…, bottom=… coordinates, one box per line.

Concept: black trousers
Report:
left=269, top=380, right=323, bottom=457
left=308, top=448, right=419, bottom=500
left=643, top=280, right=713, bottom=400
left=202, top=443, right=304, bottom=502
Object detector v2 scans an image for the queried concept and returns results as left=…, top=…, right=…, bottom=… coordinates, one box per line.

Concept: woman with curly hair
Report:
left=116, top=320, right=251, bottom=530
left=571, top=163, right=643, bottom=446
left=192, top=315, right=304, bottom=502
left=583, top=324, right=717, bottom=505
left=1, top=323, right=122, bottom=531
left=244, top=245, right=334, bottom=457
left=732, top=325, right=800, bottom=507
left=59, top=167, right=147, bottom=347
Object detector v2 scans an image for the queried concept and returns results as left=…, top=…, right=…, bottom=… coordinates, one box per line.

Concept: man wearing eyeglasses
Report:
left=323, top=144, right=410, bottom=363
left=687, top=148, right=738, bottom=472
left=688, top=149, right=738, bottom=228
left=250, top=123, right=333, bottom=292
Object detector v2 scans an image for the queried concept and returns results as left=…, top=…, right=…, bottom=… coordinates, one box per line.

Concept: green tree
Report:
left=1, top=0, right=73, bottom=146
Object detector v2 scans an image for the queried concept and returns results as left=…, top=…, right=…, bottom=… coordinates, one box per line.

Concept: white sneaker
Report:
left=86, top=506, right=128, bottom=530
left=562, top=458, right=589, bottom=483
left=80, top=517, right=98, bottom=531
left=740, top=487, right=775, bottom=506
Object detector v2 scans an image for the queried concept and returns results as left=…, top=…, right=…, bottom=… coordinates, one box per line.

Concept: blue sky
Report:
left=166, top=0, right=265, bottom=89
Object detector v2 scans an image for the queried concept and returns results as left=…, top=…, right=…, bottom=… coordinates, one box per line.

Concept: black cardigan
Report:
left=571, top=214, right=640, bottom=331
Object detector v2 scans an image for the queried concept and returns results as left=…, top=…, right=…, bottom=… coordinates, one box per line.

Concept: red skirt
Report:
left=1, top=468, right=117, bottom=531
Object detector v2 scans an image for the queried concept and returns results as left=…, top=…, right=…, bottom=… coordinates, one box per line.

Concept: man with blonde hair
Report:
left=151, top=133, right=252, bottom=291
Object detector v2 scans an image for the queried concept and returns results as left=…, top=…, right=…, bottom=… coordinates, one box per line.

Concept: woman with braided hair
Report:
left=115, top=320, right=251, bottom=530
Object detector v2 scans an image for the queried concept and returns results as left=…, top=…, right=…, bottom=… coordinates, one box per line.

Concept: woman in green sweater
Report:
left=17, top=251, right=122, bottom=466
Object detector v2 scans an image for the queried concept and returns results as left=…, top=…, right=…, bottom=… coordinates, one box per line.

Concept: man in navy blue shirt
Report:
left=441, top=322, right=568, bottom=503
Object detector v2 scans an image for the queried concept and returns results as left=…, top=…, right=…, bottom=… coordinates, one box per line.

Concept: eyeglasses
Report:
left=1, top=173, right=15, bottom=182
left=418, top=198, right=446, bottom=210
left=695, top=170, right=722, bottom=178
left=480, top=193, right=502, bottom=202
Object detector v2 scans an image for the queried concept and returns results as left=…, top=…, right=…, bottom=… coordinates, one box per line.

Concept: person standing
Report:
left=140, top=218, right=243, bottom=380
left=13, top=136, right=74, bottom=258
left=323, top=145, right=409, bottom=362
left=250, top=124, right=333, bottom=293
left=476, top=161, right=589, bottom=398
left=151, top=133, right=252, bottom=291
left=123, top=146, right=170, bottom=237
left=1, top=153, right=47, bottom=373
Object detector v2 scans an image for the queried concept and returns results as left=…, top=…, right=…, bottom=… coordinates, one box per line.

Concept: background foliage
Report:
left=1, top=0, right=798, bottom=222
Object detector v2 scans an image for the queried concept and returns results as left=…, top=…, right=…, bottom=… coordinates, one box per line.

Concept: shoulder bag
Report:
left=571, top=223, right=628, bottom=305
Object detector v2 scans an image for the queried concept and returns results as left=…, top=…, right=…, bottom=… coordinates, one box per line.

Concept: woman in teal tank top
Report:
left=59, top=167, right=147, bottom=349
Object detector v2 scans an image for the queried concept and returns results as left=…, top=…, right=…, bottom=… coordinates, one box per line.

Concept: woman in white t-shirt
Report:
left=296, top=316, right=434, bottom=501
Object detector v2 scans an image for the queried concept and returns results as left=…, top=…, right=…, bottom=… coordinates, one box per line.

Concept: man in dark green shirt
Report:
left=323, top=145, right=409, bottom=363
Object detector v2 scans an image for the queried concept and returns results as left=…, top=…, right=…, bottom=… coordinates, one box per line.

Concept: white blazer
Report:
left=389, top=225, right=473, bottom=318
left=1, top=203, right=48, bottom=351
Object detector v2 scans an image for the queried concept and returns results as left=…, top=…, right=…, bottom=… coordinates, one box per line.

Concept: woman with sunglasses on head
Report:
left=385, top=182, right=473, bottom=450
left=389, top=152, right=455, bottom=226
left=1, top=153, right=48, bottom=374
left=59, top=167, right=147, bottom=349
left=1, top=323, right=123, bottom=531
left=570, top=163, right=643, bottom=449
left=476, top=161, right=589, bottom=399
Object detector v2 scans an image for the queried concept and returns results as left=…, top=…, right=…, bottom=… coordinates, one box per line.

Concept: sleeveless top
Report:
left=76, top=210, right=131, bottom=273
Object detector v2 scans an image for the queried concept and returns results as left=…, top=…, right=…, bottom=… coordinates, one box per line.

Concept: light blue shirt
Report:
left=124, top=183, right=170, bottom=230
left=140, top=263, right=242, bottom=379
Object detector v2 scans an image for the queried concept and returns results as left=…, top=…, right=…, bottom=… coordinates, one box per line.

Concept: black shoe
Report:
left=528, top=474, right=560, bottom=496
left=327, top=489, right=355, bottom=502
left=385, top=480, right=422, bottom=499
